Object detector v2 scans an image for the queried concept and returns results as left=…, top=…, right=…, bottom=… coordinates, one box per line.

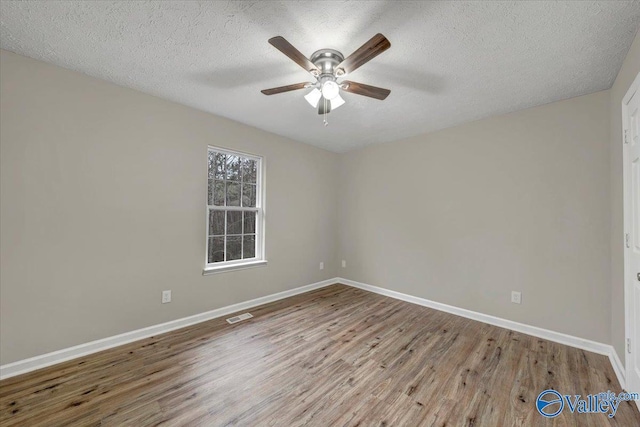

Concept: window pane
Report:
left=226, top=155, right=241, bottom=181
left=226, top=236, right=242, bottom=260
left=243, top=235, right=255, bottom=259
left=208, top=179, right=214, bottom=205
left=226, top=182, right=241, bottom=206
left=214, top=153, right=225, bottom=179
left=209, top=210, right=225, bottom=236
left=208, top=151, right=215, bottom=179
left=243, top=211, right=256, bottom=233
left=242, top=183, right=256, bottom=207
left=227, top=211, right=242, bottom=235
left=242, top=159, right=257, bottom=183
left=213, top=180, right=225, bottom=206
left=208, top=236, right=224, bottom=263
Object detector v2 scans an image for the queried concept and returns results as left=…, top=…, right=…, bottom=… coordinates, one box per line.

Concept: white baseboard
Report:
left=1, top=276, right=627, bottom=393
left=0, top=278, right=336, bottom=380
left=336, top=277, right=627, bottom=390
left=608, top=348, right=626, bottom=390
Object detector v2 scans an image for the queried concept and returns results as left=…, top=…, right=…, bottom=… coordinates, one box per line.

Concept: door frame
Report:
left=622, top=71, right=640, bottom=394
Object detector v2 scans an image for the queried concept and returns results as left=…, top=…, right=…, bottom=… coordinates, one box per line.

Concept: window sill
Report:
left=202, top=260, right=268, bottom=275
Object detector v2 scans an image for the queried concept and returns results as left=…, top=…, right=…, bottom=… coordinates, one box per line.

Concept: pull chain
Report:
left=323, top=97, right=328, bottom=126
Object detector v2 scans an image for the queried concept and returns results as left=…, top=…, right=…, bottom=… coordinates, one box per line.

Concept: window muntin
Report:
left=206, top=147, right=263, bottom=268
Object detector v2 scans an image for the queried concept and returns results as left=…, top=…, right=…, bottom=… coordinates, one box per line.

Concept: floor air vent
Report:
left=226, top=313, right=253, bottom=324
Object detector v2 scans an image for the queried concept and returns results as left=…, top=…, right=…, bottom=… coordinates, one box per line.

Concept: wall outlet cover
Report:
left=511, top=291, right=521, bottom=304
left=162, top=290, right=172, bottom=304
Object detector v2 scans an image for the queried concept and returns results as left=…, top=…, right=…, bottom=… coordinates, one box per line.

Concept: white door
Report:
left=624, top=74, right=640, bottom=403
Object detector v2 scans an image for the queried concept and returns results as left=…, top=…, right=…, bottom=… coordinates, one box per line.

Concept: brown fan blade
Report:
left=336, top=34, right=390, bottom=75
left=268, top=36, right=320, bottom=76
left=318, top=97, right=331, bottom=115
left=261, top=82, right=310, bottom=95
left=341, top=81, right=390, bottom=100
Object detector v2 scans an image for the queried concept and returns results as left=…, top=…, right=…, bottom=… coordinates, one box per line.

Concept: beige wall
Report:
left=2, top=39, right=638, bottom=366
left=338, top=90, right=612, bottom=344
left=0, top=50, right=339, bottom=364
left=610, top=32, right=640, bottom=362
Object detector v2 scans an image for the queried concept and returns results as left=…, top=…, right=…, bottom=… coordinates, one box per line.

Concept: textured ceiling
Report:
left=1, top=1, right=639, bottom=152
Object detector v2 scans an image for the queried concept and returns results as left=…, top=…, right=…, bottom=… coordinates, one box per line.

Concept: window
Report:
left=205, top=146, right=264, bottom=273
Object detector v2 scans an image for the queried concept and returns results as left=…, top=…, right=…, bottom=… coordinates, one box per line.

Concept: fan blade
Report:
left=341, top=81, right=390, bottom=100
left=318, top=97, right=331, bottom=115
left=268, top=36, right=320, bottom=75
left=336, top=34, right=390, bottom=75
left=261, top=82, right=310, bottom=95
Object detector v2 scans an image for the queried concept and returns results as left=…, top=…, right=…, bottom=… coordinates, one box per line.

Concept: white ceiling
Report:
left=1, top=1, right=639, bottom=152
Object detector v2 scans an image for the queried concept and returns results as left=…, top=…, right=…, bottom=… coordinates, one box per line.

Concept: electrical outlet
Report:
left=319, top=262, right=324, bottom=270
left=162, top=290, right=172, bottom=304
left=511, top=291, right=521, bottom=304
left=342, top=260, right=346, bottom=268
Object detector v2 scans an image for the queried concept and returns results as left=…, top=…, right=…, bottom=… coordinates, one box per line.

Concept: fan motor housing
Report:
left=310, top=49, right=344, bottom=76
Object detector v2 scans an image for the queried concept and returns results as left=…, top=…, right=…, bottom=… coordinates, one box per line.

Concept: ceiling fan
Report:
left=261, top=34, right=391, bottom=124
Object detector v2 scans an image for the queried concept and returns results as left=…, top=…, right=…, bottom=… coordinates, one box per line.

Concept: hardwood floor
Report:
left=1, top=284, right=638, bottom=426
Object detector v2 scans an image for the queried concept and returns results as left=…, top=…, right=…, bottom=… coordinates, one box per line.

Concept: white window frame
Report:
left=203, top=146, right=266, bottom=274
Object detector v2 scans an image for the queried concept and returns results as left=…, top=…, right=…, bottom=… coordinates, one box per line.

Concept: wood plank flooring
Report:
left=1, top=284, right=639, bottom=426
